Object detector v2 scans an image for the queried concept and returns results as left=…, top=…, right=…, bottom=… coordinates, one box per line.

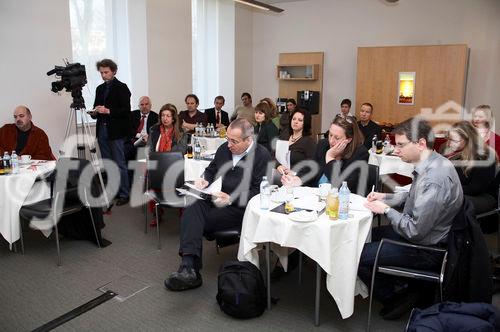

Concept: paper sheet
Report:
left=275, top=140, right=290, bottom=169
left=349, top=194, right=371, bottom=212
left=184, top=176, right=222, bottom=194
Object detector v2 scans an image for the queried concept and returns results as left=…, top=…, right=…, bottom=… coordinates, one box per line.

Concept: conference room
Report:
left=1, top=0, right=500, bottom=331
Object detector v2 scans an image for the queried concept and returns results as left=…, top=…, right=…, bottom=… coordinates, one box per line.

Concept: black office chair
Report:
left=204, top=228, right=241, bottom=254
left=18, top=158, right=102, bottom=266
left=366, top=238, right=448, bottom=331
left=145, top=152, right=186, bottom=249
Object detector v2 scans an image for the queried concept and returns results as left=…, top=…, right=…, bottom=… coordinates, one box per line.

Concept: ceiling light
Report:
left=234, top=0, right=284, bottom=13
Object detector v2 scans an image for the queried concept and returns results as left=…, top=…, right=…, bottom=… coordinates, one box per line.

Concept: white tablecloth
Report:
left=0, top=161, right=56, bottom=245
left=237, top=187, right=373, bottom=319
left=184, top=158, right=211, bottom=181
left=368, top=151, right=414, bottom=178
left=195, top=137, right=226, bottom=151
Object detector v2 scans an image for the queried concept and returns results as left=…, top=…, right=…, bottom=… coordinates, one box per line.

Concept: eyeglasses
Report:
left=394, top=141, right=414, bottom=149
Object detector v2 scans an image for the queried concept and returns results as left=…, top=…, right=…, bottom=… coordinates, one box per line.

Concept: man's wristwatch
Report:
left=383, top=206, right=391, bottom=215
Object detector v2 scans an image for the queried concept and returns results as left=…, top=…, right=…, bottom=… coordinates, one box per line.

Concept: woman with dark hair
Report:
left=146, top=103, right=188, bottom=226
left=148, top=103, right=188, bottom=154
left=276, top=108, right=316, bottom=184
left=441, top=121, right=497, bottom=229
left=260, top=97, right=280, bottom=129
left=254, top=101, right=279, bottom=154
left=282, top=116, right=369, bottom=194
left=279, top=98, right=297, bottom=139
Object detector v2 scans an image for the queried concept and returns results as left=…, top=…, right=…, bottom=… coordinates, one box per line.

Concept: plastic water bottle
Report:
left=371, top=134, right=377, bottom=152
left=383, top=134, right=391, bottom=154
left=260, top=176, right=271, bottom=210
left=3, top=152, right=11, bottom=174
left=11, top=151, right=19, bottom=174
left=339, top=181, right=350, bottom=220
left=193, top=138, right=201, bottom=160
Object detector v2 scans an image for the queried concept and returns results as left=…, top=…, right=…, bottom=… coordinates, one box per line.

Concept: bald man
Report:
left=0, top=105, right=55, bottom=160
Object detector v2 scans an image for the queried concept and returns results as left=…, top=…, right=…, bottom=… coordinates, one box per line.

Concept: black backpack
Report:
left=216, top=261, right=267, bottom=319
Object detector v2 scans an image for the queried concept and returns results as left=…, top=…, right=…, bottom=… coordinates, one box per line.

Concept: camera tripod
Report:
left=59, top=89, right=110, bottom=208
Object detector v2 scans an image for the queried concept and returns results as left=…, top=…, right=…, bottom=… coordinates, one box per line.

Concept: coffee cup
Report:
left=21, top=155, right=31, bottom=163
left=319, top=183, right=331, bottom=198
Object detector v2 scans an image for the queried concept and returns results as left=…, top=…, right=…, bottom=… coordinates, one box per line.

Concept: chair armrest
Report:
left=378, top=238, right=447, bottom=254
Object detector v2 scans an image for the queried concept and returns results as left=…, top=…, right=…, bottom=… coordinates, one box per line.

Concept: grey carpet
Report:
left=1, top=205, right=495, bottom=331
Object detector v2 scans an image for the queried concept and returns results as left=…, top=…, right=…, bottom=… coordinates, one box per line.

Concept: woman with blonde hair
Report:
left=443, top=121, right=497, bottom=229
left=471, top=104, right=500, bottom=159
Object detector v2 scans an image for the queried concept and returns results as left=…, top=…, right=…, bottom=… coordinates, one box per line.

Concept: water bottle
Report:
left=3, top=152, right=11, bottom=174
left=260, top=176, right=271, bottom=210
left=11, top=151, right=19, bottom=174
left=383, top=134, right=391, bottom=154
left=339, top=181, right=350, bottom=220
left=193, top=138, right=201, bottom=160
left=371, top=134, right=377, bottom=152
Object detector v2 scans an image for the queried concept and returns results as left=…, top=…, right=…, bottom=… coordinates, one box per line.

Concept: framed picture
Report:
left=398, top=72, right=416, bottom=105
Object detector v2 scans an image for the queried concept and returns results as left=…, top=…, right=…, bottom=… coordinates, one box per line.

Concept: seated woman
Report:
left=260, top=97, right=280, bottom=129
left=279, top=98, right=296, bottom=139
left=147, top=103, right=188, bottom=226
left=254, top=101, right=279, bottom=154
left=276, top=108, right=316, bottom=185
left=282, top=116, right=369, bottom=194
left=441, top=121, right=497, bottom=231
left=471, top=104, right=500, bottom=159
left=148, top=103, right=188, bottom=155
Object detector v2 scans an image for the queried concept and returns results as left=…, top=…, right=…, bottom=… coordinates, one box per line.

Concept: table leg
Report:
left=266, top=242, right=271, bottom=310
left=315, top=263, right=321, bottom=326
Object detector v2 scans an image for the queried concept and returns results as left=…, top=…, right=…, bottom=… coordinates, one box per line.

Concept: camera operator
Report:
left=0, top=105, right=55, bottom=160
left=89, top=58, right=131, bottom=206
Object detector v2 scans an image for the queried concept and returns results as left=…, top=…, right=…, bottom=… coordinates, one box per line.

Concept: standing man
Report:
left=90, top=58, right=131, bottom=206
left=205, top=96, right=229, bottom=129
left=357, top=102, right=382, bottom=150
left=0, top=105, right=55, bottom=160
left=179, top=94, right=207, bottom=134
left=359, top=118, right=463, bottom=319
left=231, top=92, right=256, bottom=126
left=164, top=119, right=271, bottom=291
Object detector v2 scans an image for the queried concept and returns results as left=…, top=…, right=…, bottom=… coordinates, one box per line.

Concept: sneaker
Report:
left=164, top=266, right=202, bottom=291
left=115, top=197, right=130, bottom=206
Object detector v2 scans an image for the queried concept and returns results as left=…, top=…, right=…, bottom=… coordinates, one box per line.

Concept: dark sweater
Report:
left=255, top=121, right=279, bottom=154
left=358, top=120, right=382, bottom=150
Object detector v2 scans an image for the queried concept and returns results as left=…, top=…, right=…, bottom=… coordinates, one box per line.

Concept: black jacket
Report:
left=205, top=107, right=230, bottom=128
left=130, top=110, right=158, bottom=138
left=312, top=139, right=369, bottom=193
left=93, top=78, right=131, bottom=140
left=203, top=142, right=272, bottom=208
left=147, top=124, right=189, bottom=155
left=255, top=121, right=279, bottom=154
left=443, top=197, right=493, bottom=303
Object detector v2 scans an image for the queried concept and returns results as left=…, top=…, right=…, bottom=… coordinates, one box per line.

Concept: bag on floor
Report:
left=216, top=261, right=266, bottom=319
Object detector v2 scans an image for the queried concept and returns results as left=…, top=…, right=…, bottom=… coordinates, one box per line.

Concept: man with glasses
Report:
left=164, top=118, right=271, bottom=291
left=358, top=117, right=463, bottom=319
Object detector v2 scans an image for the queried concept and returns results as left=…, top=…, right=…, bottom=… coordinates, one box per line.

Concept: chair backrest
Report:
left=365, top=164, right=380, bottom=196
left=147, top=152, right=184, bottom=191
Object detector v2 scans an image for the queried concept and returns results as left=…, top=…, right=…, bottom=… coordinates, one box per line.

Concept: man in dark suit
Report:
left=90, top=58, right=131, bottom=206
left=205, top=95, right=230, bottom=129
left=357, top=102, right=382, bottom=150
left=164, top=118, right=272, bottom=291
left=129, top=96, right=158, bottom=149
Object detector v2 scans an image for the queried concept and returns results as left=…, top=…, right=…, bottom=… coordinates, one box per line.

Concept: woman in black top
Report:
left=441, top=121, right=497, bottom=217
left=254, top=102, right=279, bottom=154
left=276, top=108, right=316, bottom=185
left=282, top=116, right=369, bottom=194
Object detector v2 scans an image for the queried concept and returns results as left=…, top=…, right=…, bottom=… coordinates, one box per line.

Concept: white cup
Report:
left=21, top=155, right=31, bottom=163
left=319, top=183, right=331, bottom=198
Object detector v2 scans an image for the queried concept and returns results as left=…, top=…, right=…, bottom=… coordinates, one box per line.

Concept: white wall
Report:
left=250, top=0, right=500, bottom=132
left=146, top=0, right=192, bottom=112
left=234, top=3, right=254, bottom=110
left=0, top=0, right=73, bottom=155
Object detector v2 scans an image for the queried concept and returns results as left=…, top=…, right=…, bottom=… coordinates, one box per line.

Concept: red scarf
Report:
left=158, top=126, right=174, bottom=152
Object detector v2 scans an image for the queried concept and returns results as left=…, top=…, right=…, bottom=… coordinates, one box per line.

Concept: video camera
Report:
left=47, top=62, right=87, bottom=93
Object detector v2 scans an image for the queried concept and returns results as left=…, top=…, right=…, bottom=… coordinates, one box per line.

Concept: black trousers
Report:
left=179, top=199, right=245, bottom=267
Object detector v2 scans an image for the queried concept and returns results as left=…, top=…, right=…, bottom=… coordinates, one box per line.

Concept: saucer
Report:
left=288, top=210, right=317, bottom=223
left=19, top=160, right=33, bottom=166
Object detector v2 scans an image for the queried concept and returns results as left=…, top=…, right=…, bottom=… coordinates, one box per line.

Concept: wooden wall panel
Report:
left=355, top=45, right=468, bottom=127
left=278, top=52, right=324, bottom=136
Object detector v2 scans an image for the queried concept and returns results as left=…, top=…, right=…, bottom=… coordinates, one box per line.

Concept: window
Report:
left=69, top=0, right=131, bottom=122
left=192, top=0, right=235, bottom=112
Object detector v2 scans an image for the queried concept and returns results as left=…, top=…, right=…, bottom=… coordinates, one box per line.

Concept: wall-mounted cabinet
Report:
left=276, top=64, right=319, bottom=80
